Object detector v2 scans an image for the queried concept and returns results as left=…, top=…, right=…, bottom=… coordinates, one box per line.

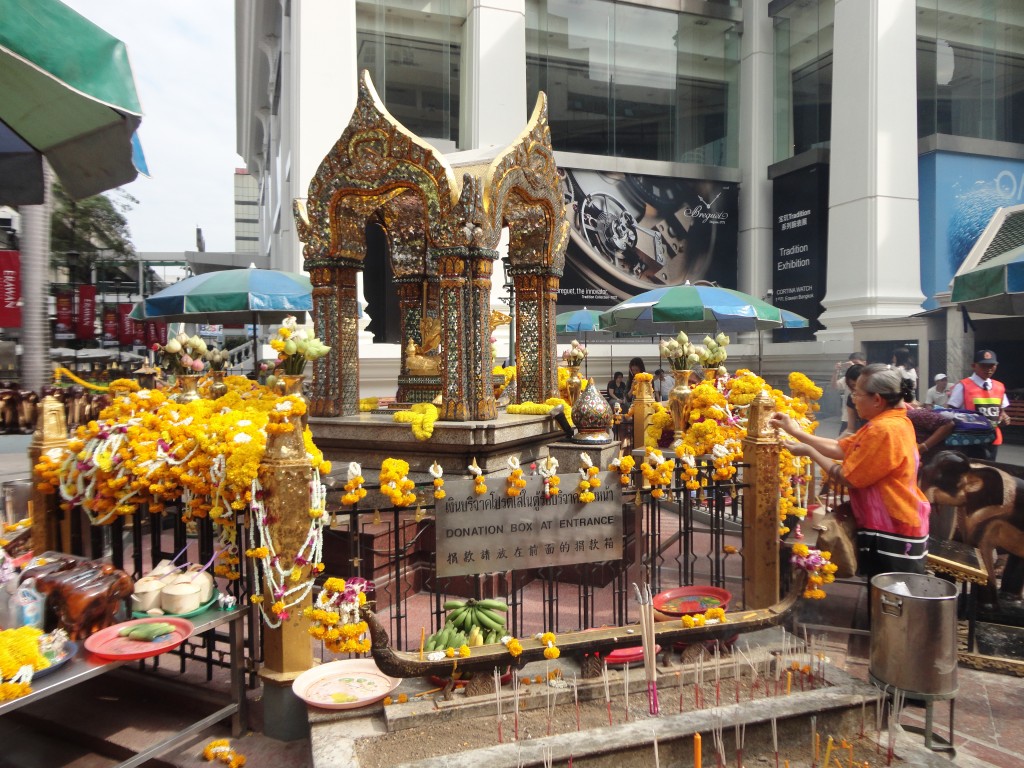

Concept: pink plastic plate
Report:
left=84, top=618, right=192, bottom=661
left=292, top=659, right=401, bottom=710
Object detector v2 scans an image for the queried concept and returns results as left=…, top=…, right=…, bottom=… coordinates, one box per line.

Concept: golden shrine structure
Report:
left=295, top=71, right=568, bottom=429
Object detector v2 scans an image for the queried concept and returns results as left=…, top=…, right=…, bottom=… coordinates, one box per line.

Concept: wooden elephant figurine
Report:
left=920, top=450, right=1024, bottom=606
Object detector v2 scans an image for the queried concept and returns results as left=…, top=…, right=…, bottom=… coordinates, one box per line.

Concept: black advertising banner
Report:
left=771, top=164, right=829, bottom=342
left=557, top=169, right=738, bottom=308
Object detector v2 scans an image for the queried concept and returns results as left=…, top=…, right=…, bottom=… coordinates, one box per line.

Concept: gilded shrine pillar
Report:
left=512, top=272, right=560, bottom=403
left=740, top=391, right=781, bottom=609
left=468, top=251, right=498, bottom=420
left=436, top=249, right=470, bottom=421
left=308, top=261, right=361, bottom=417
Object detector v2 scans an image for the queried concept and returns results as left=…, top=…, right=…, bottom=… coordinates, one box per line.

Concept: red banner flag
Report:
left=145, top=321, right=167, bottom=347
left=0, top=251, right=20, bottom=328
left=102, top=305, right=118, bottom=345
left=55, top=290, right=74, bottom=339
left=117, top=303, right=135, bottom=346
left=76, top=285, right=96, bottom=340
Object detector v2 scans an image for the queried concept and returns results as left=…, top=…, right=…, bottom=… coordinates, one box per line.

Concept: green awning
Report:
left=0, top=0, right=145, bottom=203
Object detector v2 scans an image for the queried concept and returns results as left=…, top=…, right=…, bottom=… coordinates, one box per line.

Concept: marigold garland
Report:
left=576, top=452, right=598, bottom=503
left=468, top=458, right=487, bottom=496
left=342, top=461, right=368, bottom=506
left=641, top=450, right=674, bottom=499
left=609, top=454, right=635, bottom=486
left=505, top=457, right=527, bottom=497
left=790, top=543, right=837, bottom=599
left=380, top=458, right=417, bottom=507
left=393, top=402, right=439, bottom=440
left=303, top=576, right=373, bottom=654
left=202, top=739, right=246, bottom=768
left=507, top=398, right=574, bottom=427
left=428, top=461, right=446, bottom=499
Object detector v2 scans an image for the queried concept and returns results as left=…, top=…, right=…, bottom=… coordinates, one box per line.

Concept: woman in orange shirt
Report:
left=770, top=364, right=930, bottom=577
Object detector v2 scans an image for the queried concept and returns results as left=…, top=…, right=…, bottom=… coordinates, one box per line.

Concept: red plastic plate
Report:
left=652, top=586, right=732, bottom=617
left=84, top=618, right=193, bottom=661
left=605, top=644, right=661, bottom=665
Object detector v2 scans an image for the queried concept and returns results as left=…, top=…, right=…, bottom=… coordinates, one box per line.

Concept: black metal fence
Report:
left=323, top=457, right=748, bottom=653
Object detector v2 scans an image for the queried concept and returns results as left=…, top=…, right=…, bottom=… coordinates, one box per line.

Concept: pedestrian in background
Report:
left=923, top=373, right=949, bottom=409
left=832, top=352, right=866, bottom=435
left=652, top=368, right=674, bottom=401
left=891, top=346, right=918, bottom=399
left=946, top=349, right=1011, bottom=461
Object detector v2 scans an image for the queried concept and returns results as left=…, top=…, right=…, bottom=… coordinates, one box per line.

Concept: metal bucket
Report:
left=870, top=572, right=958, bottom=695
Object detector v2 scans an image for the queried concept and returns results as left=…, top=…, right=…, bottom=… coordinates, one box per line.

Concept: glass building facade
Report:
left=526, top=0, right=740, bottom=165
left=356, top=0, right=464, bottom=147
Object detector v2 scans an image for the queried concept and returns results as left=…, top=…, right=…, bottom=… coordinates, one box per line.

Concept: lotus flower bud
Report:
left=706, top=340, right=718, bottom=352
left=676, top=331, right=689, bottom=345
left=165, top=339, right=182, bottom=354
left=717, top=365, right=728, bottom=377
left=716, top=332, right=729, bottom=346
left=180, top=354, right=193, bottom=368
left=703, top=336, right=714, bottom=347
left=284, top=339, right=297, bottom=356
left=176, top=331, right=190, bottom=344
left=687, top=353, right=700, bottom=366
left=191, top=359, right=205, bottom=372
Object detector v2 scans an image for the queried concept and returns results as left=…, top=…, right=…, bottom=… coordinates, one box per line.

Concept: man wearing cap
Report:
left=946, top=349, right=1011, bottom=461
left=923, top=373, right=950, bottom=409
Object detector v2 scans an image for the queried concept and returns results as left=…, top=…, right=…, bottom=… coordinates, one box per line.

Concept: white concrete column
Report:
left=287, top=0, right=359, bottom=274
left=737, top=0, right=774, bottom=303
left=462, top=0, right=528, bottom=149
left=817, top=0, right=924, bottom=342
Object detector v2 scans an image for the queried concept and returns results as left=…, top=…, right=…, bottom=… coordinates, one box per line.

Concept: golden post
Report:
left=29, top=396, right=68, bottom=554
left=741, top=390, right=781, bottom=609
left=258, top=409, right=314, bottom=683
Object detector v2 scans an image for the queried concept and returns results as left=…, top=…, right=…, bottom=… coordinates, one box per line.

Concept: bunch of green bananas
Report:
left=423, top=598, right=508, bottom=652
left=118, top=621, right=176, bottom=642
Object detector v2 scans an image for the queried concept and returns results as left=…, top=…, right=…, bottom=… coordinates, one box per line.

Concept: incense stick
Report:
left=495, top=667, right=503, bottom=743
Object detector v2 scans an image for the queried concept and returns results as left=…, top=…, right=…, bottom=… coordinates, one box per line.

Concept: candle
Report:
left=786, top=670, right=792, bottom=695
left=419, top=627, right=425, bottom=660
left=823, top=735, right=834, bottom=768
left=694, top=732, right=702, bottom=768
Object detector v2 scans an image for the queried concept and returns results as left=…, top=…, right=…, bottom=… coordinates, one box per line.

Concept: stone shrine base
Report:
left=308, top=630, right=961, bottom=768
left=309, top=411, right=566, bottom=475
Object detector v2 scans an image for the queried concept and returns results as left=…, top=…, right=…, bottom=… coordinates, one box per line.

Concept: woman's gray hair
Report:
left=859, top=363, right=914, bottom=405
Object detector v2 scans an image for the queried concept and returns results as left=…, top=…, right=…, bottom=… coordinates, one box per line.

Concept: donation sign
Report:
left=436, top=474, right=622, bottom=578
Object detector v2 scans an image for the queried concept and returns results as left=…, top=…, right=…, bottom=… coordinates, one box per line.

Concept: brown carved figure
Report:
left=34, top=560, right=134, bottom=641
left=17, top=389, right=38, bottom=433
left=920, top=450, right=1024, bottom=605
left=0, top=389, right=17, bottom=433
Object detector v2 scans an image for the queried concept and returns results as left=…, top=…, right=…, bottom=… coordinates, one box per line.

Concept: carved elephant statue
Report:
left=0, top=389, right=18, bottom=434
left=920, top=450, right=1024, bottom=605
left=17, top=389, right=38, bottom=434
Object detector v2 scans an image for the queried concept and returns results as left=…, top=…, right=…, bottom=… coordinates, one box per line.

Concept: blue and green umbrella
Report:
left=599, top=284, right=785, bottom=335
left=555, top=308, right=602, bottom=334
left=130, top=268, right=313, bottom=376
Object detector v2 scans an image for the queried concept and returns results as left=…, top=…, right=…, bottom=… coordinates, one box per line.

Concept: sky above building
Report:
left=62, top=0, right=240, bottom=254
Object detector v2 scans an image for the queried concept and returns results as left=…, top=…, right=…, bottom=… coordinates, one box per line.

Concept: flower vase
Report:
left=208, top=370, right=228, bottom=400
left=565, top=365, right=583, bottom=407
left=669, top=370, right=693, bottom=442
left=275, top=374, right=309, bottom=429
left=173, top=374, right=202, bottom=404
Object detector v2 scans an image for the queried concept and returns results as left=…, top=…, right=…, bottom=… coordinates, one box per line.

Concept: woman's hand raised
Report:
left=769, top=412, right=801, bottom=437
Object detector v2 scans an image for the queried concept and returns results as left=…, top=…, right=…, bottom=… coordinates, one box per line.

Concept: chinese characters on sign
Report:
left=436, top=474, right=623, bottom=578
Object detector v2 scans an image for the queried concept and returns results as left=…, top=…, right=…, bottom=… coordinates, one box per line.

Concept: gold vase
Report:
left=275, top=374, right=309, bottom=429
left=669, top=369, right=693, bottom=442
left=208, top=370, right=228, bottom=400
left=173, top=374, right=202, bottom=404
left=565, top=365, right=583, bottom=407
